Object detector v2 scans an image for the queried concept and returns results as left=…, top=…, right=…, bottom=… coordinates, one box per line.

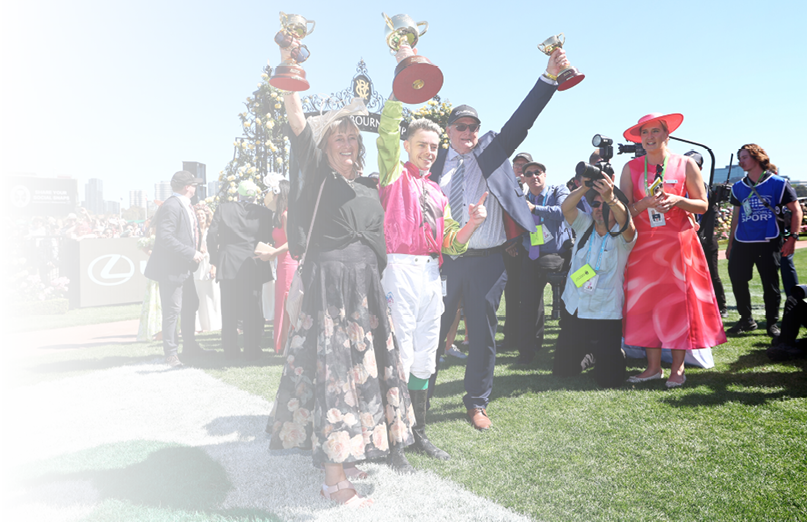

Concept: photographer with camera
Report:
left=768, top=284, right=807, bottom=361
left=685, top=150, right=728, bottom=318
left=726, top=144, right=801, bottom=337
left=552, top=171, right=636, bottom=387
left=516, top=161, right=573, bottom=365
left=620, top=113, right=725, bottom=388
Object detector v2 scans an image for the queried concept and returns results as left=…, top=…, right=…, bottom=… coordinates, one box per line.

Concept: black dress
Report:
left=268, top=123, right=414, bottom=465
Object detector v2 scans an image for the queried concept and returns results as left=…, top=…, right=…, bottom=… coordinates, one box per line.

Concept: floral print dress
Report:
left=268, top=123, right=414, bottom=465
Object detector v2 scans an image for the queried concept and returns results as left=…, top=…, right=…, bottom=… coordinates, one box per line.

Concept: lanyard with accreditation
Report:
left=570, top=230, right=609, bottom=293
left=529, top=191, right=553, bottom=245
left=643, top=155, right=669, bottom=228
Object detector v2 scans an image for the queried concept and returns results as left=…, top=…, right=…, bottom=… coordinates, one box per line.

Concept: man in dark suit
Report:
left=207, top=180, right=274, bottom=359
left=144, top=170, right=207, bottom=368
left=428, top=48, right=570, bottom=430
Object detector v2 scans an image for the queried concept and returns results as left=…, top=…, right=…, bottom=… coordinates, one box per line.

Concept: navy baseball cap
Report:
left=447, top=105, right=481, bottom=126
left=171, top=170, right=203, bottom=186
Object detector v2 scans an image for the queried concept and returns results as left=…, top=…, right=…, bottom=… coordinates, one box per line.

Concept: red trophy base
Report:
left=393, top=56, right=444, bottom=104
left=557, top=67, right=584, bottom=91
left=270, top=65, right=310, bottom=92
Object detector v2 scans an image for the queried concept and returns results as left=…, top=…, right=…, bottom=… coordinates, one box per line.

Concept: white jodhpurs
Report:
left=381, top=253, right=444, bottom=381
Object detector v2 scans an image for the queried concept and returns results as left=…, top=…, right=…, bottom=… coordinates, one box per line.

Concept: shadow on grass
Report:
left=17, top=445, right=282, bottom=521
left=431, top=336, right=807, bottom=412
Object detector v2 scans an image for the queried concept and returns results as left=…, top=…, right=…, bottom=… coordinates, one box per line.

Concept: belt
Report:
left=462, top=246, right=503, bottom=258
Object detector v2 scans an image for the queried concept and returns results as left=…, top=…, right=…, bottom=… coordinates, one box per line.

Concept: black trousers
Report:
left=220, top=263, right=264, bottom=357
left=779, top=295, right=807, bottom=344
left=501, top=249, right=521, bottom=343
left=552, top=307, right=625, bottom=388
left=702, top=242, right=726, bottom=311
left=431, top=250, right=507, bottom=410
left=728, top=239, right=781, bottom=323
left=159, top=276, right=199, bottom=357
left=517, top=251, right=568, bottom=360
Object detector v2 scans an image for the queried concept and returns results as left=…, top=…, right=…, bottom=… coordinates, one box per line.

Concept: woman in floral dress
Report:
left=266, top=44, right=414, bottom=508
left=136, top=220, right=162, bottom=342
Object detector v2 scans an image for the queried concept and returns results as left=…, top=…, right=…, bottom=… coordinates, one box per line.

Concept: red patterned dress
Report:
left=623, top=153, right=727, bottom=350
left=272, top=220, right=298, bottom=353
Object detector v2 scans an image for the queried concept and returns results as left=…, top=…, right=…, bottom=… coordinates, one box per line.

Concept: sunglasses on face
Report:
left=590, top=201, right=604, bottom=208
left=523, top=170, right=544, bottom=178
left=453, top=123, right=479, bottom=132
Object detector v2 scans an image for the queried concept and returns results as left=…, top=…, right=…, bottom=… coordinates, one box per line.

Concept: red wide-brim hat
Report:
left=623, top=112, right=684, bottom=143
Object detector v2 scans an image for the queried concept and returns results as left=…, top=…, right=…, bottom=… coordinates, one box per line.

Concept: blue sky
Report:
left=2, top=0, right=806, bottom=206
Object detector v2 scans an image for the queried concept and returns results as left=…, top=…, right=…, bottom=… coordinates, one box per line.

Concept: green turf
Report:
left=9, top=303, right=142, bottom=333
left=9, top=252, right=807, bottom=521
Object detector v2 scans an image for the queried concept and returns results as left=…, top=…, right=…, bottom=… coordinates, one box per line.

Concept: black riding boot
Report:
left=410, top=389, right=450, bottom=460
left=387, top=441, right=415, bottom=474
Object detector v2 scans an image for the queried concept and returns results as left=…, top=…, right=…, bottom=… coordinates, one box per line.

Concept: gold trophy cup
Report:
left=270, top=12, right=315, bottom=91
left=383, top=12, right=443, bottom=104
left=538, top=33, right=584, bottom=91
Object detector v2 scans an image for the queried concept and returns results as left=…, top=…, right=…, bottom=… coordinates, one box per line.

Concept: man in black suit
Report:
left=428, top=48, right=570, bottom=430
left=207, top=180, right=274, bottom=359
left=144, top=171, right=207, bottom=368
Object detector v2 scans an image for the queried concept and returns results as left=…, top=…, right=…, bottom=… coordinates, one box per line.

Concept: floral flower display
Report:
left=216, top=65, right=290, bottom=204
left=2, top=257, right=70, bottom=304
left=403, top=96, right=453, bottom=149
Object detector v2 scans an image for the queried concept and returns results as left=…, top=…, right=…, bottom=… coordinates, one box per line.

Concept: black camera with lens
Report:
left=712, top=183, right=732, bottom=204
left=576, top=134, right=615, bottom=187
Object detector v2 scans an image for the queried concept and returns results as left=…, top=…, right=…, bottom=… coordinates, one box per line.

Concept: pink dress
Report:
left=623, top=154, right=726, bottom=350
left=273, top=220, right=299, bottom=353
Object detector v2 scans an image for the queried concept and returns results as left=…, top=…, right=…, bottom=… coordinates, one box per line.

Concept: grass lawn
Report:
left=8, top=303, right=142, bottom=333
left=7, top=252, right=807, bottom=521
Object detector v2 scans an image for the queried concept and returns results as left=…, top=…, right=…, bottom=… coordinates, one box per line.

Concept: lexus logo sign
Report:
left=87, top=254, right=135, bottom=286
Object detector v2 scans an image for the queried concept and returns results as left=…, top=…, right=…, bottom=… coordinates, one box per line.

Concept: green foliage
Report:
left=3, top=298, right=70, bottom=318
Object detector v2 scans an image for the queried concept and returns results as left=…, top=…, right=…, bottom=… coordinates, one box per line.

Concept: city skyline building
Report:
left=84, top=178, right=104, bottom=214
left=155, top=181, right=171, bottom=203
left=129, top=190, right=146, bottom=209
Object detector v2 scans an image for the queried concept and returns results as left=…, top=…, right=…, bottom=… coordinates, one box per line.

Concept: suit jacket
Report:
left=431, top=78, right=557, bottom=240
left=144, top=195, right=199, bottom=284
left=207, top=201, right=274, bottom=284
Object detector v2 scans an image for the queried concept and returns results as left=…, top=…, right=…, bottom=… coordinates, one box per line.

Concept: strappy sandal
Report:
left=320, top=479, right=373, bottom=508
left=313, top=462, right=368, bottom=479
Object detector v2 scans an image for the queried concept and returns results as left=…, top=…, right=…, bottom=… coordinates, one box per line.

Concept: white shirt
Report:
left=561, top=211, right=637, bottom=320
left=440, top=146, right=506, bottom=250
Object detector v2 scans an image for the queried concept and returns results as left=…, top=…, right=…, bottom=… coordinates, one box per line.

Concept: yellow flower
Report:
left=274, top=103, right=282, bottom=109
left=261, top=73, right=269, bottom=79
left=442, top=143, right=449, bottom=148
left=255, top=118, right=262, bottom=125
left=270, top=92, right=278, bottom=98
left=266, top=121, right=274, bottom=129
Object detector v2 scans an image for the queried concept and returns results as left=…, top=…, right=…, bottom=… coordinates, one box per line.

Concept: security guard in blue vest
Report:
left=726, top=144, right=802, bottom=337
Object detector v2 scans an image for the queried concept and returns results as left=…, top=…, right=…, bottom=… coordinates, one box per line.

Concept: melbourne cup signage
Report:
left=6, top=175, right=78, bottom=217
left=79, top=238, right=149, bottom=307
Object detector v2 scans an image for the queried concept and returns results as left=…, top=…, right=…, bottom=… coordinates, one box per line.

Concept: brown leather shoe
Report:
left=467, top=408, right=491, bottom=430
left=165, top=354, right=184, bottom=369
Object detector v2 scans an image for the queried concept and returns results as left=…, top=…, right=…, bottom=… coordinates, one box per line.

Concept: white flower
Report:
left=255, top=118, right=262, bottom=125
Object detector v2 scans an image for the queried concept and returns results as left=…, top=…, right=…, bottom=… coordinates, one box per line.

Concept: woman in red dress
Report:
left=620, top=113, right=726, bottom=388
left=259, top=179, right=297, bottom=353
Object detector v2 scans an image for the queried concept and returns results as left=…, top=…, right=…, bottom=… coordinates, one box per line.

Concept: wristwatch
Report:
left=788, top=232, right=799, bottom=239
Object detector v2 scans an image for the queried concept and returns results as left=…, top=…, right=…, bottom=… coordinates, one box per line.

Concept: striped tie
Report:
left=449, top=157, right=466, bottom=226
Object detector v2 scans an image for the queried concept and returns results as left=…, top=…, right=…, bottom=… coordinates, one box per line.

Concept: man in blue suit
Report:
left=428, top=48, right=571, bottom=430
left=145, top=171, right=207, bottom=368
